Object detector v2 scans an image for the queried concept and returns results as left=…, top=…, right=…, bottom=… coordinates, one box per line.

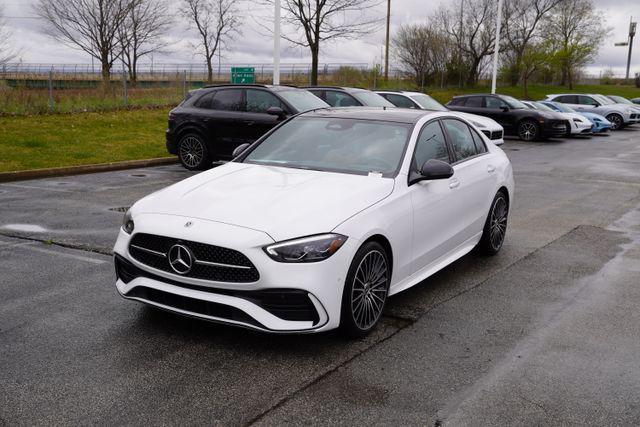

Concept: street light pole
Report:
left=274, top=0, right=281, bottom=85
left=626, top=18, right=636, bottom=82
left=490, top=0, right=503, bottom=94
left=384, top=0, right=391, bottom=81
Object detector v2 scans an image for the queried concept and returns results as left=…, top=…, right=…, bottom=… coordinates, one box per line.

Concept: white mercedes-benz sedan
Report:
left=114, top=108, right=514, bottom=336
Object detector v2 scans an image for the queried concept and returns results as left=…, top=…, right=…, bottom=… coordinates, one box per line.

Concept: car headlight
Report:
left=264, top=233, right=347, bottom=263
left=122, top=210, right=135, bottom=234
left=572, top=118, right=583, bottom=123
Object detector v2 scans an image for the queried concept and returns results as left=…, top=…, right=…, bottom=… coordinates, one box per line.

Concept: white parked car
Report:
left=545, top=94, right=639, bottom=130
left=521, top=100, right=592, bottom=135
left=377, top=90, right=505, bottom=145
left=114, top=108, right=514, bottom=336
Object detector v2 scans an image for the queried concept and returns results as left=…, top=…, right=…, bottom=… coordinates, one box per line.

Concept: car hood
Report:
left=579, top=112, right=611, bottom=123
left=132, top=162, right=395, bottom=242
left=456, top=112, right=502, bottom=131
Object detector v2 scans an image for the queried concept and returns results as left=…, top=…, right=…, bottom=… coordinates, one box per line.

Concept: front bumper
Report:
left=540, top=120, right=570, bottom=138
left=569, top=120, right=593, bottom=135
left=166, top=129, right=178, bottom=155
left=113, top=215, right=356, bottom=333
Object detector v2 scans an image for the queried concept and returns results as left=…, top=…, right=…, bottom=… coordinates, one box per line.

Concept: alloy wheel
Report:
left=179, top=136, right=205, bottom=168
left=518, top=122, right=537, bottom=141
left=489, top=195, right=508, bottom=251
left=607, top=114, right=622, bottom=131
left=351, top=250, right=388, bottom=330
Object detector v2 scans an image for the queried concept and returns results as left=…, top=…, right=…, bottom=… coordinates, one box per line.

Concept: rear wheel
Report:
left=178, top=133, right=210, bottom=170
left=518, top=120, right=539, bottom=141
left=479, top=191, right=509, bottom=255
left=606, top=114, right=624, bottom=131
left=340, top=241, right=390, bottom=338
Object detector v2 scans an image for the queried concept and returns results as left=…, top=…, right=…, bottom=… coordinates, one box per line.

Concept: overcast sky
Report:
left=2, top=0, right=639, bottom=76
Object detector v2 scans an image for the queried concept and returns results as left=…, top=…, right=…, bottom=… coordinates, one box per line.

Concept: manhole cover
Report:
left=109, top=207, right=130, bottom=212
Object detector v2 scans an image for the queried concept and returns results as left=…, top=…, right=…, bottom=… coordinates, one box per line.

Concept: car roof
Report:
left=299, top=107, right=437, bottom=124
left=376, top=90, right=424, bottom=96
left=200, top=84, right=304, bottom=92
left=302, top=86, right=368, bottom=93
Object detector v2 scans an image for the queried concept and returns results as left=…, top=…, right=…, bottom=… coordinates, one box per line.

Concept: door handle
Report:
left=243, top=121, right=255, bottom=126
left=449, top=178, right=460, bottom=189
left=487, top=165, right=496, bottom=173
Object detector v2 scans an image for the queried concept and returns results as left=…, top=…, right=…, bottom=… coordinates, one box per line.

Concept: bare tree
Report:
left=0, top=5, right=18, bottom=65
left=542, top=0, right=608, bottom=88
left=501, top=0, right=562, bottom=85
left=393, top=24, right=451, bottom=86
left=119, top=0, right=173, bottom=85
left=434, top=0, right=498, bottom=86
left=264, top=0, right=383, bottom=86
left=182, top=0, right=240, bottom=83
left=36, top=0, right=133, bottom=84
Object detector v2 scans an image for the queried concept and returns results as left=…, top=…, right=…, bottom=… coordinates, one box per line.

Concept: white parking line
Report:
left=14, top=243, right=107, bottom=265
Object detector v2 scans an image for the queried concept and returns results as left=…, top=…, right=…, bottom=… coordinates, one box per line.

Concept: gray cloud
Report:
left=3, top=0, right=639, bottom=75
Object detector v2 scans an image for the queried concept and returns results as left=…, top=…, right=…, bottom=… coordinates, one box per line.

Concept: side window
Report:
left=307, top=90, right=325, bottom=101
left=211, top=89, right=243, bottom=111
left=559, top=95, right=577, bottom=104
left=386, top=94, right=417, bottom=109
left=579, top=95, right=598, bottom=106
left=414, top=121, right=450, bottom=169
left=449, top=98, right=464, bottom=106
left=193, top=91, right=215, bottom=109
left=485, top=97, right=506, bottom=109
left=469, top=127, right=487, bottom=154
left=443, top=119, right=478, bottom=162
left=465, top=96, right=484, bottom=108
left=246, top=89, right=285, bottom=113
left=325, top=91, right=360, bottom=107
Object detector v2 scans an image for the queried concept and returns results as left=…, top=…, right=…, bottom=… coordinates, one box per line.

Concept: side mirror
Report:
left=501, top=106, right=510, bottom=112
left=267, top=106, right=287, bottom=119
left=409, top=159, right=454, bottom=185
left=232, top=143, right=251, bottom=158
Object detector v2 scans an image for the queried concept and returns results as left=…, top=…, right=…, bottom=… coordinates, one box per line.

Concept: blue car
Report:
left=540, top=101, right=612, bottom=133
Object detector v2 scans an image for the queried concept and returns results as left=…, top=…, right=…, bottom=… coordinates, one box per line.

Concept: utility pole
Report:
left=490, top=0, right=503, bottom=94
left=273, top=0, right=281, bottom=85
left=384, top=0, right=391, bottom=81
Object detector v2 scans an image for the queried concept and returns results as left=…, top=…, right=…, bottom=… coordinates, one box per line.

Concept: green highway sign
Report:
left=231, top=67, right=255, bottom=84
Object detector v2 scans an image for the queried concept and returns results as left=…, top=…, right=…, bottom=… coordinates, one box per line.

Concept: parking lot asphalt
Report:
left=1, top=130, right=640, bottom=425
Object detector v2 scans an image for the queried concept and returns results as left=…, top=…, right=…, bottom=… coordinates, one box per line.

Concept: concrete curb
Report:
left=0, top=157, right=179, bottom=183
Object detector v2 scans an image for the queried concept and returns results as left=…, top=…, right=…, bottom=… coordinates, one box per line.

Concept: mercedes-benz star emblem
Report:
left=168, top=244, right=194, bottom=275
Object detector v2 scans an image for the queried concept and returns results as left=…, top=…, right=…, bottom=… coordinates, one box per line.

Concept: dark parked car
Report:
left=447, top=94, right=569, bottom=141
left=303, top=86, right=395, bottom=107
left=167, top=84, right=329, bottom=170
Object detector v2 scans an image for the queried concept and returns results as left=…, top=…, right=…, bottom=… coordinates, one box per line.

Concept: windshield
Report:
left=279, top=90, right=329, bottom=112
left=411, top=94, right=448, bottom=111
left=501, top=95, right=528, bottom=109
left=352, top=91, right=395, bottom=107
left=544, top=102, right=575, bottom=113
left=243, top=117, right=411, bottom=176
left=594, top=95, right=614, bottom=105
left=608, top=95, right=632, bottom=104
left=531, top=102, right=554, bottom=112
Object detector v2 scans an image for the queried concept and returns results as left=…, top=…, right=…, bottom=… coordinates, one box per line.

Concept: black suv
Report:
left=167, top=84, right=329, bottom=170
left=447, top=94, right=569, bottom=141
left=303, top=86, right=394, bottom=107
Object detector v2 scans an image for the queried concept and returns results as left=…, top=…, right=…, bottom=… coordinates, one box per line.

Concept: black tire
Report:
left=178, top=133, right=211, bottom=170
left=517, top=120, right=539, bottom=141
left=340, top=241, right=390, bottom=338
left=606, top=113, right=624, bottom=131
left=478, top=191, right=509, bottom=255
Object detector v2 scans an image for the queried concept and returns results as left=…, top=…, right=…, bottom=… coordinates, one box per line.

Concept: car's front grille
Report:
left=128, top=233, right=259, bottom=283
left=631, top=114, right=639, bottom=120
left=126, top=286, right=262, bottom=327
left=490, top=130, right=503, bottom=140
left=115, top=254, right=319, bottom=324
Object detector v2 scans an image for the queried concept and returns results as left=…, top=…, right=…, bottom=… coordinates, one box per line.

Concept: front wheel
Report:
left=606, top=114, right=624, bottom=131
left=478, top=191, right=509, bottom=255
left=518, top=120, right=539, bottom=141
left=340, top=242, right=390, bottom=338
left=178, top=133, right=211, bottom=170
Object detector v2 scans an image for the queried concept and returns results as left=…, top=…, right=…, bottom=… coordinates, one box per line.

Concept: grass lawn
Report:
left=0, top=108, right=171, bottom=173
